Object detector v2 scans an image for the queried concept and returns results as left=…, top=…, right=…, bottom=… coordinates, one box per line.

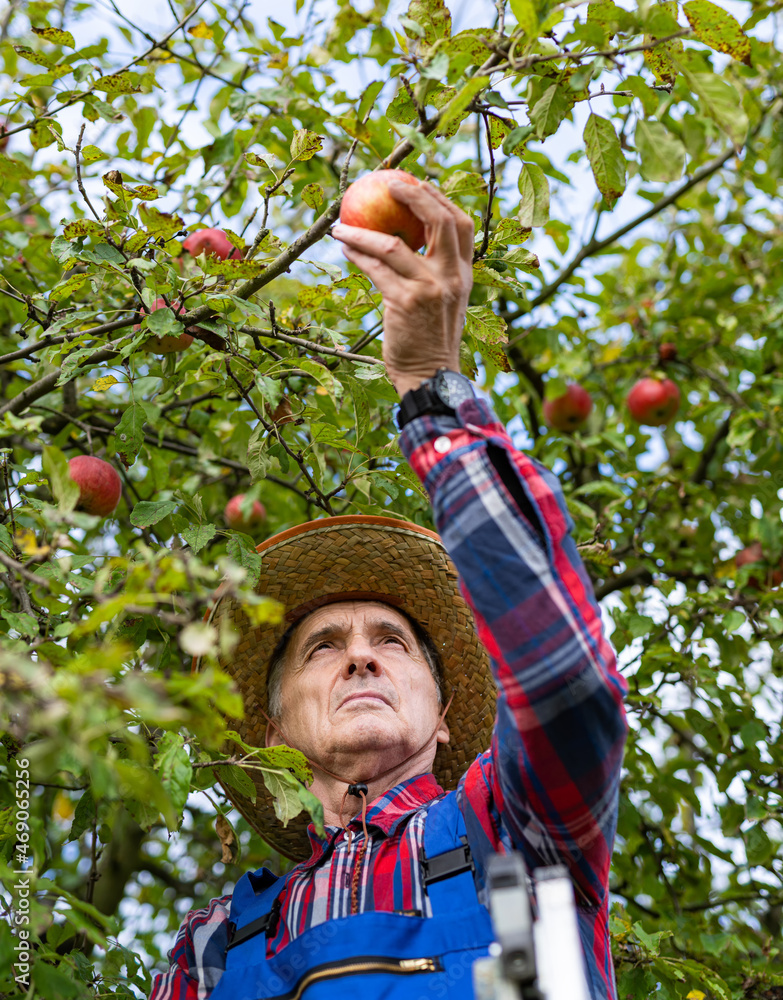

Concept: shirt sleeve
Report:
left=399, top=398, right=628, bottom=908
left=149, top=895, right=232, bottom=1000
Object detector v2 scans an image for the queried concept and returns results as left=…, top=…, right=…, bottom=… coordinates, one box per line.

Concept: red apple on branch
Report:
left=182, top=228, right=242, bottom=260
left=340, top=170, right=425, bottom=251
left=135, top=297, right=195, bottom=354
left=658, top=342, right=677, bottom=362
left=735, top=541, right=783, bottom=590
left=543, top=383, right=593, bottom=432
left=627, top=377, right=680, bottom=426
left=68, top=456, right=122, bottom=517
left=225, top=494, right=266, bottom=532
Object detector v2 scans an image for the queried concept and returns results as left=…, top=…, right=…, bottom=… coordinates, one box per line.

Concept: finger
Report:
left=387, top=181, right=464, bottom=263
left=333, top=223, right=422, bottom=279
left=418, top=181, right=475, bottom=261
left=340, top=242, right=407, bottom=298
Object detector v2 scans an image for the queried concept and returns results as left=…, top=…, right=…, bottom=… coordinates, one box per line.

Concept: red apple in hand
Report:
left=340, top=170, right=425, bottom=251
left=135, top=298, right=194, bottom=354
left=225, top=494, right=266, bottom=531
left=543, top=383, right=593, bottom=432
left=627, top=377, right=680, bottom=426
left=68, top=456, right=122, bottom=517
left=182, top=228, right=242, bottom=260
left=736, top=541, right=783, bottom=590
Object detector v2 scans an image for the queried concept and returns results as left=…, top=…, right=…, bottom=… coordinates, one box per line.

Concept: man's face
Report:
left=265, top=601, right=449, bottom=773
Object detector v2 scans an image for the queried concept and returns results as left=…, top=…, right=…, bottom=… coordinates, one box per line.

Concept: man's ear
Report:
left=265, top=718, right=283, bottom=748
left=436, top=719, right=450, bottom=745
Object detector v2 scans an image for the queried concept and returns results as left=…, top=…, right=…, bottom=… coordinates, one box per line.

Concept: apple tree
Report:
left=1, top=0, right=782, bottom=996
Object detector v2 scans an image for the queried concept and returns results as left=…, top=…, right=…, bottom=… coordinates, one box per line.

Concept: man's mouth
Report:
left=338, top=692, right=391, bottom=709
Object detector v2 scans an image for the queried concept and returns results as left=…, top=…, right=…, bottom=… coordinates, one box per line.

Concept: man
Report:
left=150, top=181, right=628, bottom=1000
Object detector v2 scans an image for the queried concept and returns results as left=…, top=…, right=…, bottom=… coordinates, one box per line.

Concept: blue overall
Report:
left=210, top=793, right=495, bottom=1000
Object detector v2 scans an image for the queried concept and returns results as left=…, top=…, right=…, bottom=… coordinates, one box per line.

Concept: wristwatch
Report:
left=396, top=369, right=476, bottom=430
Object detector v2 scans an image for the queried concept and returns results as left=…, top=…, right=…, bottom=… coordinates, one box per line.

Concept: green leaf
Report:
left=221, top=763, right=258, bottom=802
left=68, top=790, right=96, bottom=842
left=1, top=609, right=39, bottom=638
left=722, top=609, right=744, bottom=633
left=155, top=732, right=192, bottom=818
left=80, top=144, right=108, bottom=162
left=573, top=480, right=627, bottom=500
left=627, top=613, right=655, bottom=638
left=290, top=129, right=324, bottom=161
left=442, top=170, right=487, bottom=198
left=182, top=523, right=217, bottom=553
left=95, top=71, right=143, bottom=95
left=437, top=75, right=488, bottom=135
left=115, top=402, right=147, bottom=467
left=509, top=0, right=538, bottom=37
left=529, top=84, right=570, bottom=140
left=405, top=0, right=452, bottom=44
left=584, top=113, right=626, bottom=204
left=261, top=768, right=305, bottom=826
left=635, top=120, right=686, bottom=183
left=684, top=71, right=749, bottom=149
left=302, top=183, right=324, bottom=209
left=42, top=444, right=80, bottom=513
left=517, top=163, right=550, bottom=228
left=130, top=499, right=178, bottom=528
left=465, top=305, right=507, bottom=344
left=684, top=0, right=751, bottom=65
left=745, top=823, right=773, bottom=865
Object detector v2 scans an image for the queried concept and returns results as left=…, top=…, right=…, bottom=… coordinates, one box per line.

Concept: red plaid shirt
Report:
left=150, top=399, right=628, bottom=1000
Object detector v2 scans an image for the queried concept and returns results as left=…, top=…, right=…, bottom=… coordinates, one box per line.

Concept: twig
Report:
left=241, top=326, right=379, bottom=365
left=74, top=125, right=102, bottom=224
left=474, top=112, right=496, bottom=262
left=0, top=549, right=53, bottom=589
left=0, top=315, right=137, bottom=366
left=224, top=359, right=334, bottom=513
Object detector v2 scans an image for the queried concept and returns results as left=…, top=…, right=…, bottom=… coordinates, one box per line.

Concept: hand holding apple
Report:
left=333, top=179, right=474, bottom=398
left=340, top=171, right=425, bottom=251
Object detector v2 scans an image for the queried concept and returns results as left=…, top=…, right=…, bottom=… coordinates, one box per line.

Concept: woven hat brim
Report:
left=197, top=515, right=495, bottom=860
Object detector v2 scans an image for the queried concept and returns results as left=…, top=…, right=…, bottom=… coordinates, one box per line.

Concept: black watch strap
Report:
left=397, top=382, right=455, bottom=431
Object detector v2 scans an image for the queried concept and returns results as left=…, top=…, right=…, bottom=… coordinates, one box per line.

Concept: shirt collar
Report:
left=304, top=772, right=444, bottom=861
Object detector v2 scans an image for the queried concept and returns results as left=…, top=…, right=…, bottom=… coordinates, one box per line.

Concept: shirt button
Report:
left=434, top=436, right=451, bottom=454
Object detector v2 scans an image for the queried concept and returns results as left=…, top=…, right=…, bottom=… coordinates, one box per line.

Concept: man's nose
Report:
left=343, top=636, right=381, bottom=677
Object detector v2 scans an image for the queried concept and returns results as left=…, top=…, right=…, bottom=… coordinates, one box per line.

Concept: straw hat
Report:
left=198, top=514, right=494, bottom=860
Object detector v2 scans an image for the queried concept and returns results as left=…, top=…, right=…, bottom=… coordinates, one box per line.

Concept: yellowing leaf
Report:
left=687, top=992, right=706, bottom=1000
left=290, top=129, right=324, bottom=161
left=14, top=528, right=51, bottom=558
left=188, top=20, right=213, bottom=38
left=684, top=0, right=751, bottom=66
left=92, top=375, right=119, bottom=392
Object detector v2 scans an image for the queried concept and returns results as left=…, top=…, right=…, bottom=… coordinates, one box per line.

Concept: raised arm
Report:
left=333, top=184, right=628, bottom=909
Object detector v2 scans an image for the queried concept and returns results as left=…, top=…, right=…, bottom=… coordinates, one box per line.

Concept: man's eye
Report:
left=383, top=636, right=404, bottom=646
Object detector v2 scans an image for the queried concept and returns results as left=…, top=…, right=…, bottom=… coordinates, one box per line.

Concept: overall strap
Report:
left=226, top=866, right=291, bottom=952
left=421, top=792, right=477, bottom=915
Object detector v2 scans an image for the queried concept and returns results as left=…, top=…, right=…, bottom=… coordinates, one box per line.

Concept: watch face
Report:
left=436, top=370, right=474, bottom=408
